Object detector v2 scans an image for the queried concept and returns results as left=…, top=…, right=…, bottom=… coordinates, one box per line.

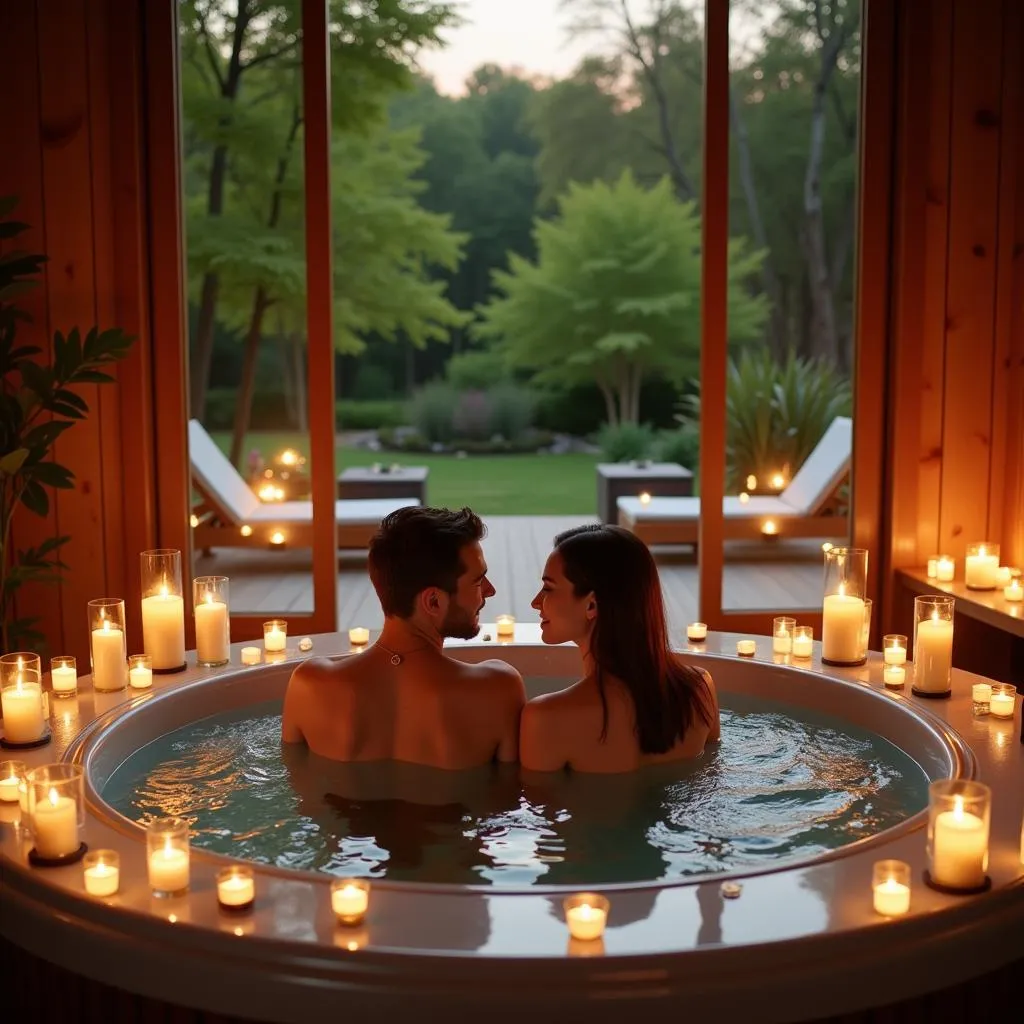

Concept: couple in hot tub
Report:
left=282, top=506, right=720, bottom=773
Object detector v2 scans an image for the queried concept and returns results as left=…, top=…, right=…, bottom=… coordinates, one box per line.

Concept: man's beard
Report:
left=441, top=603, right=481, bottom=641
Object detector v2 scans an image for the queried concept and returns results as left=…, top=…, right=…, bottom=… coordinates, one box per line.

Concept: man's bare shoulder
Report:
left=452, top=657, right=525, bottom=697
left=287, top=654, right=365, bottom=688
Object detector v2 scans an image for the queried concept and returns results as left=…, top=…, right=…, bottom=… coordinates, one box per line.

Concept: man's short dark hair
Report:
left=368, top=506, right=486, bottom=618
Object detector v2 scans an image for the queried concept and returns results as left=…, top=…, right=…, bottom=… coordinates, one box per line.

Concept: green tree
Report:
left=477, top=172, right=767, bottom=425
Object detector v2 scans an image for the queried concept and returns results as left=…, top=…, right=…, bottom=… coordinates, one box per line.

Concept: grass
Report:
left=213, top=432, right=600, bottom=515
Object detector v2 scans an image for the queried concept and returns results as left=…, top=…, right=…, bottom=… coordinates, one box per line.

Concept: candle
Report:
left=791, top=628, right=813, bottom=659
left=686, top=622, right=707, bottom=642
left=264, top=621, right=287, bottom=652
left=195, top=595, right=230, bottom=665
left=141, top=590, right=186, bottom=670
left=882, top=665, right=905, bottom=688
left=0, top=763, right=24, bottom=803
left=971, top=683, right=992, bottom=707
left=936, top=557, right=955, bottom=582
left=240, top=646, right=262, bottom=666
left=129, top=655, right=153, bottom=690
left=926, top=557, right=939, bottom=579
left=91, top=620, right=127, bottom=691
left=772, top=617, right=795, bottom=655
left=882, top=636, right=907, bottom=665
left=638, top=491, right=651, bottom=505
left=989, top=685, right=1015, bottom=719
left=84, top=851, right=120, bottom=897
left=50, top=659, right=78, bottom=696
left=914, top=614, right=953, bottom=693
left=1, top=680, right=45, bottom=744
left=964, top=546, right=999, bottom=590
left=736, top=640, right=756, bottom=657
left=995, top=566, right=1012, bottom=587
left=932, top=797, right=987, bottom=890
left=496, top=615, right=516, bottom=638
left=873, top=878, right=910, bottom=916
left=149, top=843, right=190, bottom=894
left=565, top=900, right=608, bottom=941
left=1005, top=579, right=1023, bottom=602
left=348, top=626, right=369, bottom=646
left=822, top=590, right=866, bottom=663
left=331, top=880, right=369, bottom=924
left=33, top=787, right=80, bottom=859
left=18, top=779, right=28, bottom=812
left=217, top=867, right=255, bottom=909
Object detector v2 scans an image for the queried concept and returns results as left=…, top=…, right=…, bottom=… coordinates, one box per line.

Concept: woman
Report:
left=522, top=524, right=720, bottom=772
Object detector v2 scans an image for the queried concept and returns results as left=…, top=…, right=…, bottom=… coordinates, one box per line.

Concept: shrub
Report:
left=677, top=350, right=851, bottom=491
left=597, top=422, right=656, bottom=463
left=445, top=349, right=509, bottom=391
left=452, top=389, right=493, bottom=441
left=487, top=383, right=535, bottom=441
left=350, top=363, right=396, bottom=401
left=335, top=400, right=408, bottom=431
left=409, top=381, right=458, bottom=444
left=655, top=424, right=700, bottom=470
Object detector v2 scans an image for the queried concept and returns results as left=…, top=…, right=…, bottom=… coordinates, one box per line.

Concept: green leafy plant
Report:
left=0, top=199, right=135, bottom=650
left=677, top=349, right=851, bottom=491
left=655, top=423, right=700, bottom=471
left=409, top=380, right=458, bottom=445
left=486, top=383, right=535, bottom=442
left=596, top=421, right=656, bottom=463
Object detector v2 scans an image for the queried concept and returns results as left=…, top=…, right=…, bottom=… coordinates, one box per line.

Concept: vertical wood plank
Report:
left=939, top=0, right=1005, bottom=555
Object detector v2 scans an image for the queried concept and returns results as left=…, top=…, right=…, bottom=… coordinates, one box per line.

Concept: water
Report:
left=101, top=693, right=931, bottom=886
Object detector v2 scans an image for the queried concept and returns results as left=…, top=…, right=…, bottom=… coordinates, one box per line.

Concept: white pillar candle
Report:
left=264, top=624, right=287, bottom=652
left=240, top=646, right=262, bottom=666
left=686, top=622, right=707, bottom=642
left=348, top=626, right=370, bottom=646
left=736, top=640, right=756, bottom=657
left=195, top=598, right=230, bottom=665
left=566, top=902, right=607, bottom=941
left=331, top=882, right=369, bottom=923
left=84, top=857, right=120, bottom=897
left=936, top=557, right=955, bottom=582
left=1, top=681, right=45, bottom=744
left=496, top=615, right=515, bottom=638
left=1005, top=579, right=1023, bottom=602
left=50, top=664, right=78, bottom=696
left=822, top=592, right=866, bottom=663
left=772, top=630, right=792, bottom=655
left=989, top=691, right=1015, bottom=719
left=964, top=550, right=999, bottom=590
left=883, top=665, right=905, bottom=688
left=129, top=660, right=153, bottom=690
left=149, top=844, right=190, bottom=893
left=932, top=800, right=987, bottom=889
left=91, top=621, right=127, bottom=691
left=217, top=872, right=255, bottom=908
left=792, top=633, right=813, bottom=659
left=33, top=788, right=79, bottom=858
left=914, top=615, right=953, bottom=693
left=141, top=591, right=186, bottom=670
left=873, top=878, right=910, bottom=916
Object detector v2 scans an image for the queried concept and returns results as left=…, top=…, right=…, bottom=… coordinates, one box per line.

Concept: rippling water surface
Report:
left=101, top=693, right=930, bottom=885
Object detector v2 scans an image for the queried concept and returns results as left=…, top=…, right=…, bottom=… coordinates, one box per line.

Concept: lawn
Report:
left=212, top=432, right=600, bottom=515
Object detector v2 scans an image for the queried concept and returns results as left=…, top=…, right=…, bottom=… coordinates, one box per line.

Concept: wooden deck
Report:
left=193, top=516, right=836, bottom=631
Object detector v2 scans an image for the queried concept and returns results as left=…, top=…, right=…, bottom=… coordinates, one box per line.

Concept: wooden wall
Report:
left=0, top=0, right=189, bottom=664
left=885, top=0, right=1024, bottom=617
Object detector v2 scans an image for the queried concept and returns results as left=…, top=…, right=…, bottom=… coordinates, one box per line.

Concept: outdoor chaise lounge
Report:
left=188, top=419, right=419, bottom=551
left=617, top=415, right=852, bottom=547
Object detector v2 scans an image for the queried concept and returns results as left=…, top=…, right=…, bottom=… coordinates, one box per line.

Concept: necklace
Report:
left=373, top=640, right=432, bottom=666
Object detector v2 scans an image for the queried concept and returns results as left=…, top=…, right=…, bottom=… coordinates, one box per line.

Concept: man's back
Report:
left=282, top=647, right=525, bottom=770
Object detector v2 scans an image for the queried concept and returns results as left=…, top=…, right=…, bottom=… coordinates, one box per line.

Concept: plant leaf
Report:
left=20, top=480, right=50, bottom=517
left=0, top=448, right=29, bottom=475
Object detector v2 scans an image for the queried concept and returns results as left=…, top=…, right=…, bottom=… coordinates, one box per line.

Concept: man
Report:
left=282, top=506, right=525, bottom=769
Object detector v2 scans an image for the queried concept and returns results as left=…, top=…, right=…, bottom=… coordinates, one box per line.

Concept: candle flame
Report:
left=822, top=541, right=833, bottom=552
left=160, top=585, right=169, bottom=599
left=48, top=787, right=59, bottom=807
left=205, top=591, right=214, bottom=605
left=838, top=581, right=846, bottom=597
left=953, top=795, right=964, bottom=819
left=103, top=619, right=111, bottom=634
left=240, top=525, right=253, bottom=537
left=639, top=491, right=651, bottom=505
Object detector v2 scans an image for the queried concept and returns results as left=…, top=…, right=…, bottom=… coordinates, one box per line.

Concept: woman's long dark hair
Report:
left=553, top=524, right=713, bottom=754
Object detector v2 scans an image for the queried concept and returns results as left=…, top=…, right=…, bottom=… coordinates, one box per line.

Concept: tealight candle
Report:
left=1005, top=578, right=1023, bottom=602
left=936, top=556, right=955, bottom=582
left=330, top=878, right=369, bottom=925
left=128, top=654, right=153, bottom=690
left=964, top=542, right=999, bottom=590
left=736, top=640, right=756, bottom=657
left=0, top=761, right=25, bottom=803
left=989, top=684, right=1016, bottom=719
left=348, top=626, right=370, bottom=646
left=496, top=615, right=516, bottom=638
left=147, top=817, right=190, bottom=896
left=240, top=646, right=262, bottom=666
left=995, top=566, right=1012, bottom=587
left=264, top=620, right=287, bottom=652
left=882, top=665, right=905, bottom=688
left=971, top=683, right=992, bottom=716
left=50, top=657, right=78, bottom=697
left=872, top=860, right=911, bottom=916
left=686, top=622, right=707, bottom=642
left=217, top=865, right=255, bottom=910
left=882, top=634, right=907, bottom=666
left=926, top=557, right=939, bottom=579
left=563, top=892, right=609, bottom=941
left=791, top=626, right=813, bottom=659
left=83, top=850, right=120, bottom=897
left=772, top=617, right=795, bottom=655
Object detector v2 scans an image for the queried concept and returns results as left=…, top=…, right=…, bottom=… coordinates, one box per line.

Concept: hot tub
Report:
left=1, top=631, right=1022, bottom=1023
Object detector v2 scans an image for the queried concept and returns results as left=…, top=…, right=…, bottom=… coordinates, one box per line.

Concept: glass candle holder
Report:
left=989, top=683, right=1016, bottom=720
left=240, top=646, right=262, bottom=666
left=971, top=683, right=992, bottom=716
left=563, top=891, right=609, bottom=941
left=140, top=549, right=186, bottom=672
left=495, top=614, right=516, bottom=638
left=88, top=598, right=128, bottom=692
left=0, top=760, right=26, bottom=803
left=128, top=654, right=153, bottom=690
left=772, top=617, right=795, bottom=655
left=1005, top=577, right=1024, bottom=602
left=330, top=877, right=370, bottom=925
left=217, top=864, right=255, bottom=911
left=912, top=596, right=954, bottom=698
left=147, top=817, right=190, bottom=897
left=83, top=849, right=120, bottom=897
left=936, top=555, right=955, bottom=582
left=193, top=576, right=231, bottom=666
left=872, top=859, right=911, bottom=916
left=859, top=598, right=873, bottom=659
left=882, top=634, right=907, bottom=666
left=964, top=542, right=999, bottom=591
left=49, top=656, right=78, bottom=698
left=347, top=626, right=369, bottom=647
left=926, top=556, right=939, bottom=579
left=263, top=619, right=287, bottom=652
left=686, top=622, right=707, bottom=642
left=821, top=547, right=869, bottom=666
left=926, top=779, right=990, bottom=893
left=791, top=626, right=813, bottom=659
left=26, top=763, right=85, bottom=863
left=882, top=664, right=906, bottom=689
left=995, top=566, right=1012, bottom=587
left=736, top=639, right=756, bottom=657
left=1, top=659, right=46, bottom=746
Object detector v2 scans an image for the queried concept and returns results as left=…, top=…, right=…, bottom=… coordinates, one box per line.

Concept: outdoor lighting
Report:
left=258, top=482, right=285, bottom=502
left=738, top=491, right=750, bottom=504
left=761, top=519, right=778, bottom=536
left=240, top=525, right=253, bottom=538
left=270, top=531, right=285, bottom=547
left=770, top=472, right=786, bottom=490
left=638, top=491, right=652, bottom=505
left=746, top=474, right=757, bottom=490
left=278, top=448, right=299, bottom=467
left=189, top=514, right=199, bottom=528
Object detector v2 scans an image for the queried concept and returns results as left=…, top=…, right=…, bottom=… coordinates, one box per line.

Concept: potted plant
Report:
left=0, top=198, right=135, bottom=650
